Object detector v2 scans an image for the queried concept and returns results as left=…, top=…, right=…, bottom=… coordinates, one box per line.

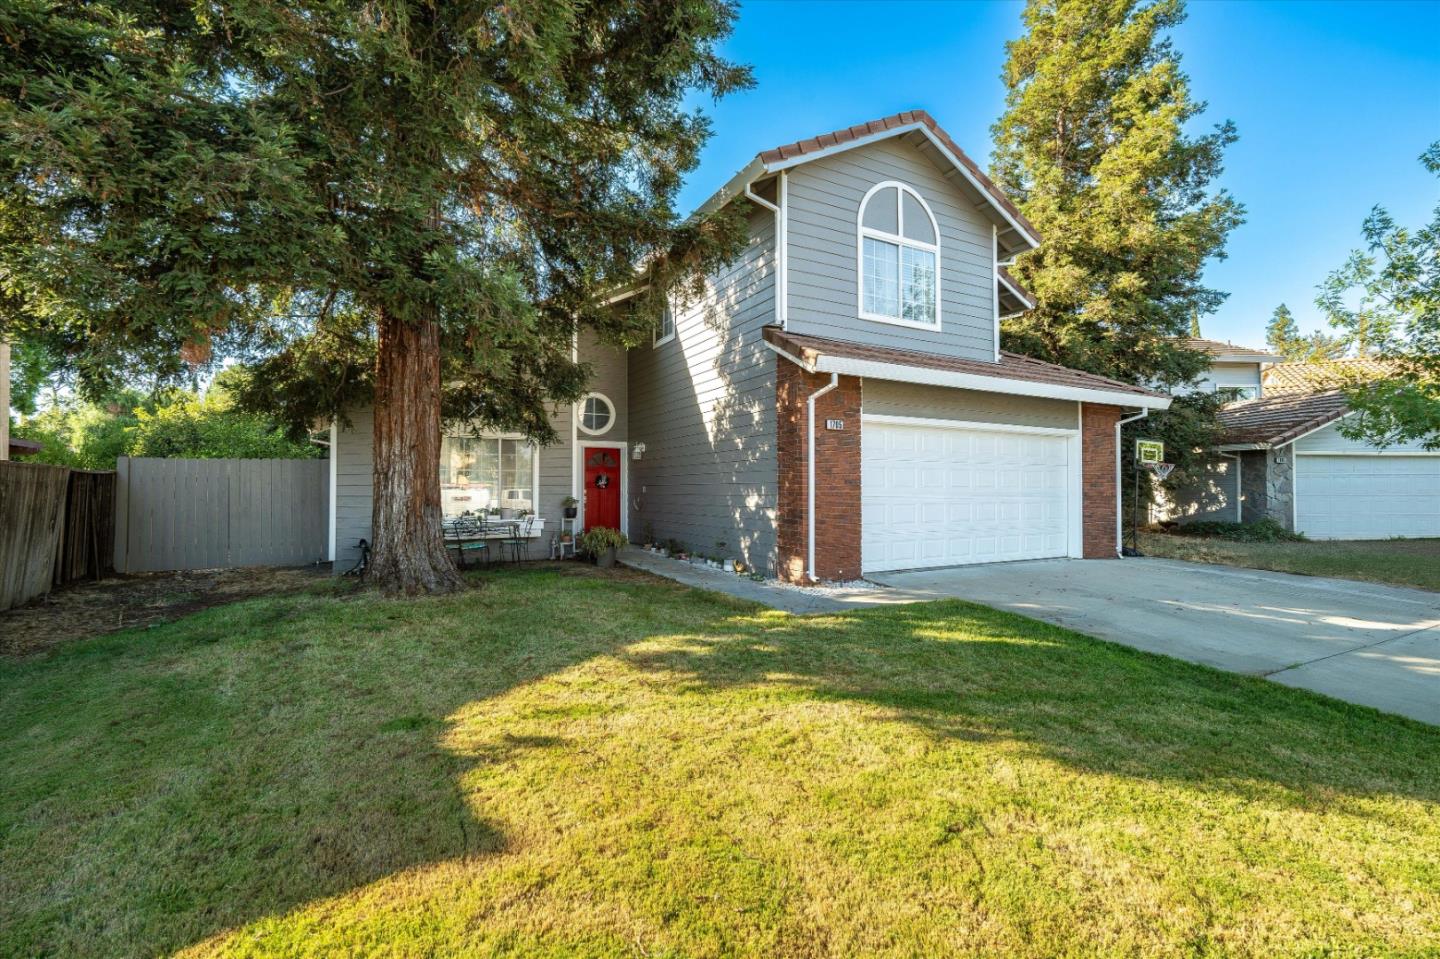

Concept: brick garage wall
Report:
left=1080, top=403, right=1121, bottom=559
left=776, top=363, right=862, bottom=583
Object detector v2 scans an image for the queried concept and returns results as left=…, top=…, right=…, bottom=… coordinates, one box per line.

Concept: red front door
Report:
left=583, top=447, right=621, bottom=531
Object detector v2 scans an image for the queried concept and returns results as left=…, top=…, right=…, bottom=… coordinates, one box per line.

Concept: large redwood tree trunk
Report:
left=367, top=308, right=465, bottom=595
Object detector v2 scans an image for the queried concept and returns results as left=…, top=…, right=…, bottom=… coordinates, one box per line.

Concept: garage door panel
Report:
left=1296, top=454, right=1440, bottom=540
left=863, top=420, right=1074, bottom=573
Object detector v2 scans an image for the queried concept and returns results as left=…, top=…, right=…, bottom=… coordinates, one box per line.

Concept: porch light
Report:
left=632, top=443, right=646, bottom=460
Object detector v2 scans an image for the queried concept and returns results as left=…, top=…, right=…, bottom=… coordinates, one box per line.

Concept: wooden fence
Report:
left=1, top=462, right=116, bottom=610
left=114, top=457, right=328, bottom=573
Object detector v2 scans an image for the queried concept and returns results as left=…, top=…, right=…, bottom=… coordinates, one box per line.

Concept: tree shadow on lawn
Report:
left=0, top=565, right=715, bottom=959
left=6, top=569, right=1438, bottom=957
left=621, top=598, right=1440, bottom=815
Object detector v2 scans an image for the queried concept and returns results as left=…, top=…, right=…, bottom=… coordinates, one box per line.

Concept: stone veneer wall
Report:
left=1265, top=446, right=1295, bottom=528
left=1238, top=447, right=1295, bottom=528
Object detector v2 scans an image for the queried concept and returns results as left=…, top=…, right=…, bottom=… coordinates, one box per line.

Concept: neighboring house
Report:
left=329, top=111, right=1171, bottom=582
left=7, top=437, right=43, bottom=459
left=1173, top=337, right=1282, bottom=400
left=1163, top=358, right=1439, bottom=539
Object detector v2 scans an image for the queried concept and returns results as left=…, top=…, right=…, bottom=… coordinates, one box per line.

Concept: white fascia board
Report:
left=1213, top=443, right=1269, bottom=451
left=690, top=157, right=767, bottom=222
left=1275, top=409, right=1355, bottom=449
left=996, top=271, right=1034, bottom=308
left=814, top=354, right=1172, bottom=410
left=1211, top=352, right=1285, bottom=364
left=761, top=123, right=1042, bottom=253
left=690, top=124, right=1042, bottom=254
left=762, top=340, right=815, bottom=372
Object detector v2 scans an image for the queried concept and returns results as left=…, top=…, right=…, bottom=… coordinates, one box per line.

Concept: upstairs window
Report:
left=654, top=302, right=675, bottom=346
left=859, top=182, right=940, bottom=328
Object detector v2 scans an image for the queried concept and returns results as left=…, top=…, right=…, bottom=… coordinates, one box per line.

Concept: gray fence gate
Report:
left=114, top=457, right=329, bottom=573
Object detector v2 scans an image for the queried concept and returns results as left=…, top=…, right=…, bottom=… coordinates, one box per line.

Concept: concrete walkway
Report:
left=624, top=547, right=1440, bottom=725
left=619, top=548, right=887, bottom=614
left=872, top=558, right=1440, bottom=726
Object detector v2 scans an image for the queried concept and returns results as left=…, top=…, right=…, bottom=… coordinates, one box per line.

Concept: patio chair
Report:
left=444, top=518, right=490, bottom=570
left=500, top=515, right=535, bottom=564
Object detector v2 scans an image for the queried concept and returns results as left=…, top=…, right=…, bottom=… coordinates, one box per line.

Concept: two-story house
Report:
left=1173, top=337, right=1282, bottom=400
left=328, top=111, right=1172, bottom=583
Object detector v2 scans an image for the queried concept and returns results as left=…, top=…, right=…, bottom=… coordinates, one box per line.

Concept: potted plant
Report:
left=578, top=526, right=628, bottom=569
left=562, top=495, right=579, bottom=519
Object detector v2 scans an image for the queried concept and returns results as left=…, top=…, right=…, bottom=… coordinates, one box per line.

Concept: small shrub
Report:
left=1165, top=518, right=1306, bottom=543
left=577, top=526, right=628, bottom=555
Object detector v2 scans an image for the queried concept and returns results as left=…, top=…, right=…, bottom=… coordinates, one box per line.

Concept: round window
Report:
left=578, top=393, right=614, bottom=436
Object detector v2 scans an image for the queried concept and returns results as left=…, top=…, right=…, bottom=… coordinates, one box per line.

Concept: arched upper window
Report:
left=858, top=181, right=940, bottom=328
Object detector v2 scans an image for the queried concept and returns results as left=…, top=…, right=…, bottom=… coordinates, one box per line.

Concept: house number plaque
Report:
left=825, top=419, right=844, bottom=430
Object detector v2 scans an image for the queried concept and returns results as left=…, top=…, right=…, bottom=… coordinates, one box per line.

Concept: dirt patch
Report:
left=0, top=565, right=337, bottom=657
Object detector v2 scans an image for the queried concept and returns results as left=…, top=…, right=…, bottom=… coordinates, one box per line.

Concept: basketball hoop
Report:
left=1147, top=462, right=1176, bottom=481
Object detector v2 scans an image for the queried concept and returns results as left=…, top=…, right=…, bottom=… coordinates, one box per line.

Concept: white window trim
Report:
left=441, top=432, right=543, bottom=518
left=856, top=180, right=942, bottom=331
left=576, top=392, right=616, bottom=436
left=653, top=302, right=676, bottom=347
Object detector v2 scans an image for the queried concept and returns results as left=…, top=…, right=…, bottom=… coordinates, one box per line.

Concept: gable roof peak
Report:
left=696, top=109, right=1040, bottom=258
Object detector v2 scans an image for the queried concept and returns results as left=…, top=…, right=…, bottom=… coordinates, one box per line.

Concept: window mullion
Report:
left=895, top=244, right=906, bottom=317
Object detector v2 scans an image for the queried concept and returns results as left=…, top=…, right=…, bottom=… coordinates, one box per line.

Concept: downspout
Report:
left=808, top=372, right=839, bottom=582
left=744, top=171, right=787, bottom=329
left=1116, top=408, right=1148, bottom=556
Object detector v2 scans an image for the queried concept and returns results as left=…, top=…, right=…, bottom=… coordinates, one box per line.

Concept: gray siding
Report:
left=863, top=379, right=1077, bottom=431
left=1156, top=454, right=1240, bottom=525
left=786, top=135, right=997, bottom=360
left=1187, top=361, right=1263, bottom=397
left=331, top=333, right=629, bottom=568
left=578, top=330, right=629, bottom=443
left=627, top=206, right=778, bottom=572
left=1294, top=416, right=1432, bottom=453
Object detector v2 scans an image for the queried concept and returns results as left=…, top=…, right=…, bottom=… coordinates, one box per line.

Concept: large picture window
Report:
left=858, top=181, right=940, bottom=329
left=440, top=436, right=535, bottom=518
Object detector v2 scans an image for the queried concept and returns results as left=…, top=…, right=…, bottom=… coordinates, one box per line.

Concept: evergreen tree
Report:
left=991, top=0, right=1243, bottom=388
left=1265, top=303, right=1346, bottom=363
left=990, top=0, right=1244, bottom=501
left=1, top=0, right=750, bottom=593
left=1266, top=304, right=1303, bottom=360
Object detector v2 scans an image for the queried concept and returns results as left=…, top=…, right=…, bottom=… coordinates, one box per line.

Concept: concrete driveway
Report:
left=870, top=558, right=1440, bottom=726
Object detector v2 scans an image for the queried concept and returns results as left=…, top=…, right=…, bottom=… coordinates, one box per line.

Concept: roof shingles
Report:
left=763, top=327, right=1165, bottom=401
left=1215, top=390, right=1350, bottom=447
left=1263, top=358, right=1394, bottom=396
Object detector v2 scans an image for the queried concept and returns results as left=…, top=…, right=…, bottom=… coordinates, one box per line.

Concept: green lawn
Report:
left=3, top=565, right=1439, bottom=958
left=1140, top=531, right=1440, bottom=592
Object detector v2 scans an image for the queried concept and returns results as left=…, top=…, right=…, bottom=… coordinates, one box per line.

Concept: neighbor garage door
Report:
left=1295, top=454, right=1440, bottom=539
left=862, top=418, right=1075, bottom=573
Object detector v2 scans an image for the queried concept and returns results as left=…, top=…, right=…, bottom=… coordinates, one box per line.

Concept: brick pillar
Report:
left=776, top=363, right=862, bottom=583
left=1080, top=403, right=1121, bottom=559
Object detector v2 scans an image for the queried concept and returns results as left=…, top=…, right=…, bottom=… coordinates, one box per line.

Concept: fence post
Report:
left=113, top=457, right=130, bottom=574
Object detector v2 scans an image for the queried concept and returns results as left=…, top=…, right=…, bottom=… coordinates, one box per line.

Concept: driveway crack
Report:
left=1263, top=620, right=1440, bottom=678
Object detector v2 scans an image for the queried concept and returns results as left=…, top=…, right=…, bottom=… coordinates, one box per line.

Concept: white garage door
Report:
left=862, top=419, right=1075, bottom=573
left=1296, top=454, right=1440, bottom=539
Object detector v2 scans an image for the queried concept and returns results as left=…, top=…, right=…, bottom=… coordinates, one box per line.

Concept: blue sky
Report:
left=678, top=0, right=1440, bottom=348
